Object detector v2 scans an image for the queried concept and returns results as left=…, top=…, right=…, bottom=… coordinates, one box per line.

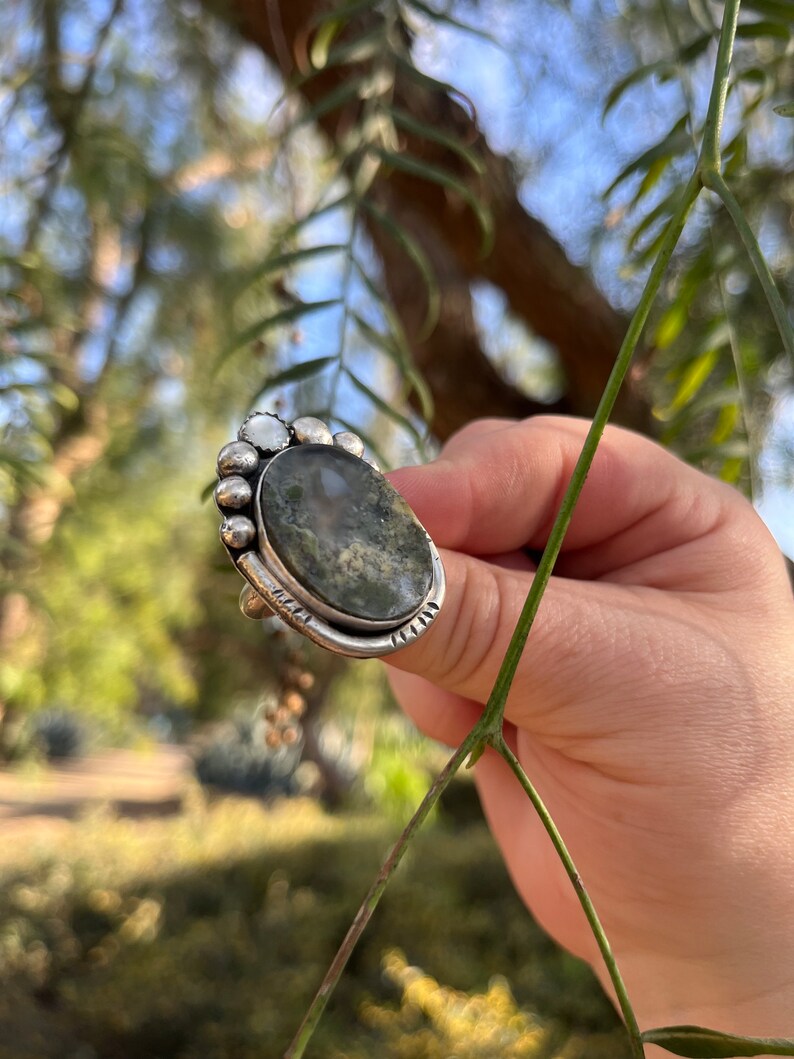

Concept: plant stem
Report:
left=702, top=169, right=794, bottom=360
left=480, top=170, right=700, bottom=733
left=283, top=730, right=479, bottom=1059
left=482, top=0, right=744, bottom=735
left=699, top=0, right=741, bottom=170
left=495, top=737, right=645, bottom=1058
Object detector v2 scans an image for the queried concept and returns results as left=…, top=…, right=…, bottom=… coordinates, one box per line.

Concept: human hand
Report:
left=386, top=416, right=794, bottom=1045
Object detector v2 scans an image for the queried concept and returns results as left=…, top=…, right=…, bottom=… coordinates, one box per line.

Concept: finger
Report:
left=386, top=667, right=481, bottom=748
left=388, top=547, right=752, bottom=777
left=389, top=415, right=747, bottom=582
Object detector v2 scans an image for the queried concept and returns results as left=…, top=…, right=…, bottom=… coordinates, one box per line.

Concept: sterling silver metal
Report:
left=215, top=412, right=445, bottom=658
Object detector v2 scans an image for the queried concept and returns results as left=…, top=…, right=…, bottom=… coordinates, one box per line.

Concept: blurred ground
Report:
left=0, top=747, right=188, bottom=851
left=0, top=748, right=629, bottom=1059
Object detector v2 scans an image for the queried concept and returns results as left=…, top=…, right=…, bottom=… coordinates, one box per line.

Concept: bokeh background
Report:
left=1, top=0, right=792, bottom=1056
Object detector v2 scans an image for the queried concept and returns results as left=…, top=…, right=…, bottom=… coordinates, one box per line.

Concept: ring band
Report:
left=215, top=413, right=445, bottom=658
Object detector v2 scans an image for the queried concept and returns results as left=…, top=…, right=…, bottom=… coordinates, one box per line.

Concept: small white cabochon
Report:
left=239, top=413, right=290, bottom=453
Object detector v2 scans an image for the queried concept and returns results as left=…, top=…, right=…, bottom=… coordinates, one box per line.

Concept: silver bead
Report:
left=364, top=457, right=381, bottom=473
left=239, top=584, right=274, bottom=620
left=220, top=515, right=256, bottom=549
left=217, top=441, right=259, bottom=478
left=332, top=431, right=364, bottom=458
left=239, top=413, right=290, bottom=454
left=214, top=476, right=253, bottom=511
left=292, top=416, right=333, bottom=446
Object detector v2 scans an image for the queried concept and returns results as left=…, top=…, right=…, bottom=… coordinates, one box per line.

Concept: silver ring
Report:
left=214, top=412, right=445, bottom=658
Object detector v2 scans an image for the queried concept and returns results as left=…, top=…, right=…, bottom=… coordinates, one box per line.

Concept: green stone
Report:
left=258, top=445, right=433, bottom=624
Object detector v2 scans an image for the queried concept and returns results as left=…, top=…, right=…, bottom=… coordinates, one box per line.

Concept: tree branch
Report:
left=220, top=0, right=653, bottom=438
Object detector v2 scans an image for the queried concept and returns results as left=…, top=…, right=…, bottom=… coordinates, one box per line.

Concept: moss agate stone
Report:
left=259, top=445, right=432, bottom=624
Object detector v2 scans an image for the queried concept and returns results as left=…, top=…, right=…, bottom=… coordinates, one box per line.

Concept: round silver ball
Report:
left=239, top=584, right=274, bottom=620
left=220, top=515, right=256, bottom=550
left=239, top=413, right=290, bottom=454
left=292, top=416, right=333, bottom=446
left=217, top=440, right=259, bottom=478
left=332, top=431, right=365, bottom=458
left=364, top=457, right=381, bottom=473
left=214, top=476, right=252, bottom=511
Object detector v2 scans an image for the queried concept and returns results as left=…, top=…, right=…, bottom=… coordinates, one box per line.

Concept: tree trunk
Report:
left=220, top=0, right=653, bottom=440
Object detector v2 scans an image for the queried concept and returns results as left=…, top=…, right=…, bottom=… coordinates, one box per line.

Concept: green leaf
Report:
left=688, top=0, right=717, bottom=32
left=0, top=452, right=46, bottom=484
left=773, top=101, right=794, bottom=117
left=216, top=300, right=340, bottom=367
left=670, top=348, right=720, bottom=410
left=719, top=455, right=744, bottom=483
left=631, top=154, right=675, bottom=208
left=236, top=244, right=347, bottom=296
left=346, top=265, right=433, bottom=427
left=404, top=365, right=434, bottom=427
left=735, top=19, right=791, bottom=38
left=723, top=131, right=748, bottom=176
left=256, top=355, right=338, bottom=399
left=50, top=382, right=80, bottom=411
left=309, top=17, right=343, bottom=69
left=604, top=116, right=691, bottom=197
left=627, top=191, right=681, bottom=252
left=465, top=740, right=486, bottom=767
left=678, top=32, right=713, bottom=62
left=321, top=27, right=388, bottom=70
left=373, top=147, right=493, bottom=254
left=712, top=400, right=739, bottom=444
left=603, top=62, right=672, bottom=119
left=290, top=75, right=373, bottom=130
left=350, top=311, right=402, bottom=360
left=348, top=257, right=412, bottom=356
left=655, top=301, right=691, bottom=350
left=738, top=66, right=770, bottom=84
left=387, top=105, right=486, bottom=174
left=285, top=194, right=353, bottom=239
left=641, top=1025, right=794, bottom=1055
left=739, top=0, right=794, bottom=20
left=343, top=369, right=427, bottom=450
left=395, top=56, right=463, bottom=100
left=392, top=56, right=471, bottom=114
left=657, top=386, right=741, bottom=438
left=360, top=201, right=440, bottom=338
left=404, top=0, right=505, bottom=50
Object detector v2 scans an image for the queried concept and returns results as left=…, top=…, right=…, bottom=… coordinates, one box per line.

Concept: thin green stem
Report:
left=494, top=737, right=645, bottom=1059
left=700, top=0, right=741, bottom=170
left=283, top=730, right=479, bottom=1059
left=702, top=169, right=794, bottom=361
left=481, top=171, right=700, bottom=731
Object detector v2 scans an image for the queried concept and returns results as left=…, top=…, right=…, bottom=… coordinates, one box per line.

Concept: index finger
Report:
left=388, top=415, right=743, bottom=579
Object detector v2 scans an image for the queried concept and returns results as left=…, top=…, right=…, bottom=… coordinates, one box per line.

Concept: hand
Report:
left=386, top=416, right=794, bottom=1044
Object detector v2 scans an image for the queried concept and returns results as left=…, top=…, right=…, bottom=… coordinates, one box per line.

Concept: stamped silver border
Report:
left=237, top=547, right=445, bottom=658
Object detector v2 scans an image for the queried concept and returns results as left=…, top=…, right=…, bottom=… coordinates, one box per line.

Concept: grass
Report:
left=0, top=785, right=629, bottom=1058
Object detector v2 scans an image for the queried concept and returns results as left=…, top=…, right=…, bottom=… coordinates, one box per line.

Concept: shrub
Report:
left=0, top=797, right=627, bottom=1059
left=193, top=715, right=302, bottom=797
left=29, top=710, right=87, bottom=762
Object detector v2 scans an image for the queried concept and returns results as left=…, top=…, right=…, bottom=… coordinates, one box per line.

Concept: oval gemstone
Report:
left=258, top=445, right=433, bottom=624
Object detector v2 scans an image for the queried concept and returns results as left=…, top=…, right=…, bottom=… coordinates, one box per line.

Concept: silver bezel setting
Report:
left=215, top=412, right=445, bottom=658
